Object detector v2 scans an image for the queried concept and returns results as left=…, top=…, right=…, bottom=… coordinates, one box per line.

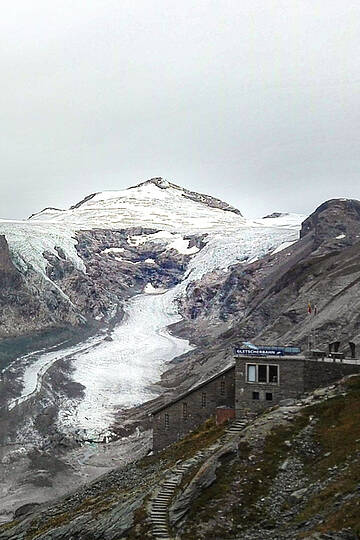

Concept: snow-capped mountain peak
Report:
left=28, top=178, right=245, bottom=233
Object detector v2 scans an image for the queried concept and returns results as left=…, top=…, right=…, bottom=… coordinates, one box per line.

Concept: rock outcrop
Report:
left=0, top=235, right=22, bottom=289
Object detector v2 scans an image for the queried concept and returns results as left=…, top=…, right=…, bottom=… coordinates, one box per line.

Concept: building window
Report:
left=269, top=365, right=278, bottom=383
left=220, top=378, right=226, bottom=396
left=247, top=364, right=256, bottom=382
left=183, top=402, right=188, bottom=420
left=201, top=392, right=207, bottom=408
left=266, top=392, right=273, bottom=401
left=258, top=365, right=267, bottom=383
left=164, top=413, right=169, bottom=430
left=246, top=364, right=279, bottom=384
left=252, top=391, right=260, bottom=400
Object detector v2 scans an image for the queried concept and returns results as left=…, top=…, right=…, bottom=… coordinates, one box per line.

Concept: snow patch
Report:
left=272, top=240, right=296, bottom=255
left=101, top=247, right=125, bottom=254
left=144, top=283, right=167, bottom=294
left=167, top=237, right=199, bottom=255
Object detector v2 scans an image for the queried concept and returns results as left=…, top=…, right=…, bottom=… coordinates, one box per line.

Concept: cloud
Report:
left=1, top=0, right=359, bottom=219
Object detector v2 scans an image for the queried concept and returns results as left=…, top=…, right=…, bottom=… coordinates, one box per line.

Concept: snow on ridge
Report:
left=251, top=213, right=305, bottom=230
left=28, top=181, right=247, bottom=233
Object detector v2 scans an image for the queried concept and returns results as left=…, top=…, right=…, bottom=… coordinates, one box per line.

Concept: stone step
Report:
left=151, top=510, right=167, bottom=514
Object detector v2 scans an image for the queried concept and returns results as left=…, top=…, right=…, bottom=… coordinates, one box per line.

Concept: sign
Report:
left=235, top=345, right=301, bottom=356
left=234, top=348, right=284, bottom=356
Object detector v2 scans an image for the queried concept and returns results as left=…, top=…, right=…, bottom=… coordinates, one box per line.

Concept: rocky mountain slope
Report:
left=175, top=197, right=360, bottom=349
left=1, top=374, right=359, bottom=539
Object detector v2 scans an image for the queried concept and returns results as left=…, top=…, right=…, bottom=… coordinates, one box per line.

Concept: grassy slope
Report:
left=179, top=376, right=360, bottom=539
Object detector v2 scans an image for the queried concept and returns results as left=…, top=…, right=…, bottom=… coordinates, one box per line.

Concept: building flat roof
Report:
left=236, top=354, right=306, bottom=361
left=150, top=364, right=235, bottom=415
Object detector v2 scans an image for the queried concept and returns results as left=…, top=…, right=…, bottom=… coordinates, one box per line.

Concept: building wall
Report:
left=216, top=407, right=236, bottom=426
left=235, top=355, right=360, bottom=419
left=235, top=356, right=305, bottom=417
left=304, top=360, right=360, bottom=392
left=152, top=367, right=235, bottom=452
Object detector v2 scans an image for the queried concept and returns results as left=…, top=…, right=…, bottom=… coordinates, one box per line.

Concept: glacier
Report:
left=1, top=180, right=306, bottom=440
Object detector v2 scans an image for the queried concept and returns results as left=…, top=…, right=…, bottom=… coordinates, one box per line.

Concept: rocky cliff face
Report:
left=0, top=235, right=22, bottom=289
left=176, top=198, right=360, bottom=353
left=300, top=198, right=360, bottom=247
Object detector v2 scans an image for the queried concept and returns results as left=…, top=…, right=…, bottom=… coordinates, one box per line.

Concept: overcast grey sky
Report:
left=1, top=1, right=359, bottom=219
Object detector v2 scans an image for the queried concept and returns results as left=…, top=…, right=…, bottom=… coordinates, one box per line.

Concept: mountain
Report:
left=3, top=179, right=360, bottom=532
left=28, top=178, right=244, bottom=231
left=0, top=178, right=302, bottom=342
left=176, top=197, right=360, bottom=349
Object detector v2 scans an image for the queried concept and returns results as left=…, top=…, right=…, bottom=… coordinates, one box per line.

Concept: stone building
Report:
left=235, top=353, right=360, bottom=417
left=151, top=348, right=360, bottom=452
left=151, top=365, right=235, bottom=452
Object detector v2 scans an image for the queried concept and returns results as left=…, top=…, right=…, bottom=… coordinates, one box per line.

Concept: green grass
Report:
left=181, top=415, right=308, bottom=539
left=295, top=375, right=360, bottom=536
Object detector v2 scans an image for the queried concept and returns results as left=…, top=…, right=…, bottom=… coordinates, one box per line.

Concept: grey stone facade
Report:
left=235, top=355, right=360, bottom=417
left=151, top=366, right=235, bottom=452
left=151, top=352, right=360, bottom=452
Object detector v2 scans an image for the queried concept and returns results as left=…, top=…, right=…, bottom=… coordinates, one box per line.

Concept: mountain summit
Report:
left=29, top=178, right=244, bottom=232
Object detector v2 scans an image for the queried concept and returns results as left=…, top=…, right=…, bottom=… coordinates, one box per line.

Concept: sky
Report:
left=1, top=0, right=360, bottom=220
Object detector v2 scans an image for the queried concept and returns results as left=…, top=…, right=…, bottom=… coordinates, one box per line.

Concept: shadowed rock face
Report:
left=300, top=198, right=360, bottom=247
left=0, top=235, right=22, bottom=288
